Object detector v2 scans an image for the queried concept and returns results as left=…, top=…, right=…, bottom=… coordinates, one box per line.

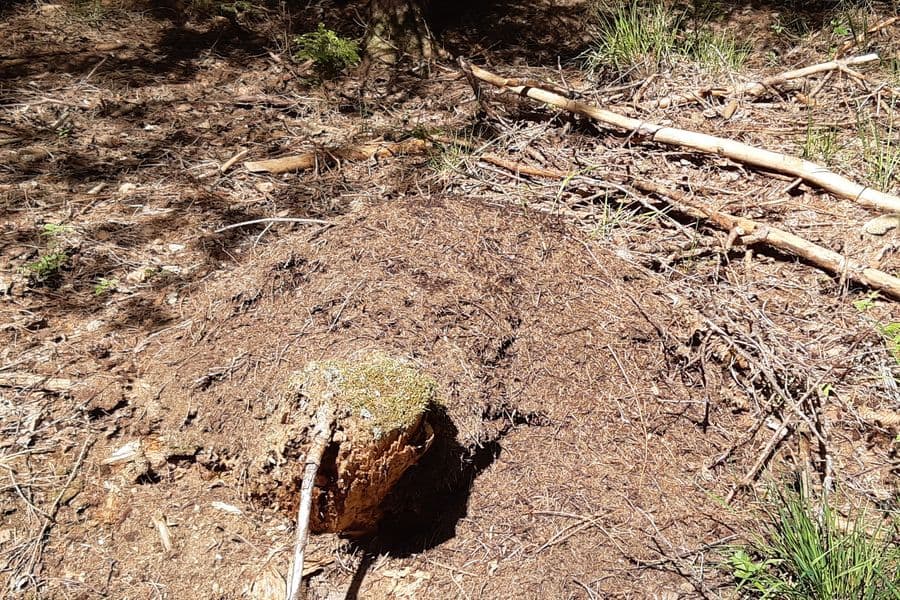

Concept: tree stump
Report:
left=288, top=354, right=436, bottom=535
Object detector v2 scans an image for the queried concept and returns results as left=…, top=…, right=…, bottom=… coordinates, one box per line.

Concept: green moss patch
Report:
left=293, top=354, right=436, bottom=438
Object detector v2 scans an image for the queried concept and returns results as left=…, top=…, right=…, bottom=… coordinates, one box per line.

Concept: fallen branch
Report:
left=245, top=138, right=431, bottom=174
left=286, top=403, right=335, bottom=600
left=632, top=179, right=900, bottom=299
left=463, top=60, right=900, bottom=214
left=836, top=17, right=898, bottom=58
left=645, top=53, right=879, bottom=109
left=475, top=154, right=900, bottom=299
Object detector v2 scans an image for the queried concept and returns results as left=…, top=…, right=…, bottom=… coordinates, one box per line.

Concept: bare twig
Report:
left=23, top=437, right=94, bottom=586
left=245, top=138, right=432, bottom=174
left=215, top=217, right=332, bottom=233
left=645, top=53, right=880, bottom=109
left=725, top=418, right=792, bottom=503
left=286, top=403, right=335, bottom=600
left=220, top=148, right=249, bottom=173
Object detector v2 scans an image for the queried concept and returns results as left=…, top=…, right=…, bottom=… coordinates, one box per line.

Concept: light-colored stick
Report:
left=220, top=148, right=249, bottom=173
left=0, top=372, right=72, bottom=392
left=836, top=17, right=898, bottom=57
left=286, top=403, right=335, bottom=600
left=645, top=53, right=880, bottom=109
left=464, top=60, right=900, bottom=214
left=246, top=138, right=431, bottom=174
left=215, top=217, right=332, bottom=233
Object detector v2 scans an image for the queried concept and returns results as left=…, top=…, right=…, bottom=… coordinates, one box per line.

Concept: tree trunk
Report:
left=365, top=0, right=434, bottom=65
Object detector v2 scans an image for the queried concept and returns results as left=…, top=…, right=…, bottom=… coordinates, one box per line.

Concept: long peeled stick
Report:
left=463, top=61, right=900, bottom=214
left=286, top=404, right=335, bottom=600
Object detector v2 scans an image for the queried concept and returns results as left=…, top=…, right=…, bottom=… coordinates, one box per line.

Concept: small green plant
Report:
left=25, top=251, right=68, bottom=282
left=293, top=24, right=360, bottom=76
left=830, top=17, right=851, bottom=37
left=853, top=291, right=880, bottom=312
left=769, top=12, right=812, bottom=40
left=880, top=322, right=900, bottom=362
left=40, top=223, right=73, bottom=238
left=729, top=489, right=900, bottom=599
left=93, top=277, right=119, bottom=296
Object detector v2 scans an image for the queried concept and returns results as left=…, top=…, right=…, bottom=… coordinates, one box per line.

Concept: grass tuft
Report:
left=582, top=1, right=748, bottom=77
left=583, top=1, right=681, bottom=75
left=729, top=489, right=900, bottom=599
left=857, top=108, right=900, bottom=193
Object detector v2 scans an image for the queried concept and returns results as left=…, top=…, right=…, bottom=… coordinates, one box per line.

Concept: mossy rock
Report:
left=288, top=353, right=437, bottom=534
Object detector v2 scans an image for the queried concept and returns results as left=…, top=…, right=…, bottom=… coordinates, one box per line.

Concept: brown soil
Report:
left=2, top=1, right=899, bottom=599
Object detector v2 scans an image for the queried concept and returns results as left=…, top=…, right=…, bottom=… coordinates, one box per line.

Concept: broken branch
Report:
left=463, top=60, right=900, bottom=214
left=632, top=179, right=900, bottom=299
left=645, top=53, right=880, bottom=109
left=476, top=154, right=900, bottom=299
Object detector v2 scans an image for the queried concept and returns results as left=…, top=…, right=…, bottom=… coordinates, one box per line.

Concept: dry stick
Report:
left=0, top=372, right=72, bottom=392
left=245, top=138, right=432, bottom=174
left=220, top=148, right=248, bottom=173
left=215, top=217, right=332, bottom=233
left=725, top=419, right=793, bottom=504
left=479, top=154, right=574, bottom=179
left=286, top=403, right=335, bottom=600
left=835, top=16, right=899, bottom=58
left=477, top=154, right=900, bottom=298
left=25, top=438, right=94, bottom=583
left=644, top=53, right=880, bottom=109
left=632, top=180, right=900, bottom=299
left=463, top=60, right=900, bottom=214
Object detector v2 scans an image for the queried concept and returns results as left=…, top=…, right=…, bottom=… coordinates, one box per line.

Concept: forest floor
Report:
left=1, top=1, right=899, bottom=598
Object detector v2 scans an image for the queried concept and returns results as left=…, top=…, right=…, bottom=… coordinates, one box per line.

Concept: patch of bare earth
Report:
left=2, top=1, right=900, bottom=599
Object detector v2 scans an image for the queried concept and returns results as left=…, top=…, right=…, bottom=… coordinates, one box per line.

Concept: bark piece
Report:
left=863, top=214, right=900, bottom=236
